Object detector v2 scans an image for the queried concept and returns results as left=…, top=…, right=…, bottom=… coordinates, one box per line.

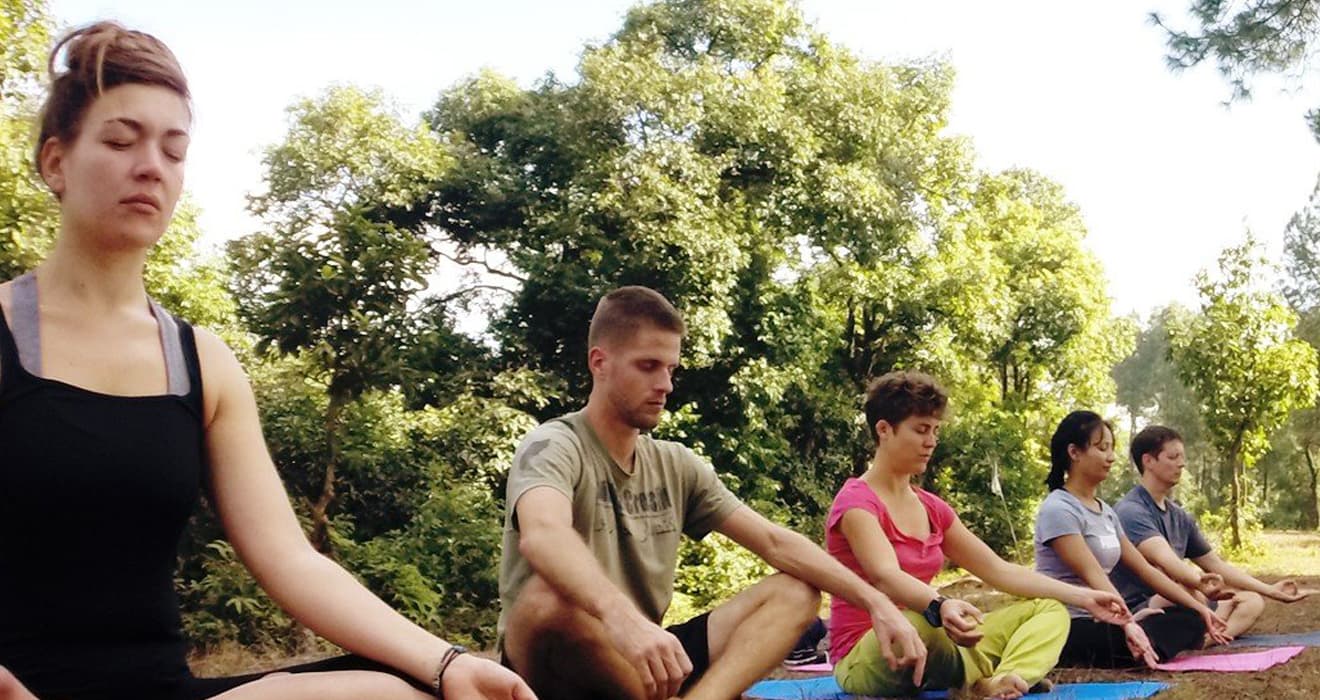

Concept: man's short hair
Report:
left=1130, top=425, right=1183, bottom=474
left=863, top=371, right=947, bottom=444
left=587, top=286, right=686, bottom=348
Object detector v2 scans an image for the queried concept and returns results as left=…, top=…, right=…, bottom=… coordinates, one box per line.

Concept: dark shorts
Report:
left=53, top=655, right=419, bottom=700
left=666, top=611, right=713, bottom=690
left=1058, top=606, right=1206, bottom=668
left=501, top=612, right=713, bottom=698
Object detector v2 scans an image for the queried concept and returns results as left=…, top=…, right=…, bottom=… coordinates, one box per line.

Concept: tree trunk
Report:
left=844, top=299, right=857, bottom=382
left=1197, top=454, right=1207, bottom=503
left=999, top=361, right=1008, bottom=403
left=1226, top=434, right=1244, bottom=550
left=1306, top=446, right=1319, bottom=530
left=309, top=395, right=345, bottom=555
left=1262, top=458, right=1270, bottom=505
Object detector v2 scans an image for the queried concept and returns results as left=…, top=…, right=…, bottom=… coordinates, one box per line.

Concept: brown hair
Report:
left=1130, top=425, right=1183, bottom=474
left=863, top=371, right=947, bottom=444
left=35, top=21, right=190, bottom=173
left=588, top=286, right=686, bottom=348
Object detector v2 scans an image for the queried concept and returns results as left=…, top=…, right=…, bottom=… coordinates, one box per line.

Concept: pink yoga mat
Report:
left=1152, top=645, right=1305, bottom=672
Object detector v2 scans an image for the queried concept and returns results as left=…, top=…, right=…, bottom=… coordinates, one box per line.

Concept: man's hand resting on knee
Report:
left=601, top=600, right=693, bottom=700
left=867, top=595, right=928, bottom=686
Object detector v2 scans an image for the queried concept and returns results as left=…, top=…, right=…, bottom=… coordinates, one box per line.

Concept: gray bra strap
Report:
left=9, top=272, right=189, bottom=396
left=150, top=300, right=190, bottom=396
left=10, top=273, right=41, bottom=376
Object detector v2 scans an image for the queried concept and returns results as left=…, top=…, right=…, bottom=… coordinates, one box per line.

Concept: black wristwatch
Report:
left=922, top=596, right=947, bottom=628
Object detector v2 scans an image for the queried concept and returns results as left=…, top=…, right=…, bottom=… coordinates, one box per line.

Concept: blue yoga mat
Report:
left=1228, top=630, right=1320, bottom=648
left=745, top=676, right=1169, bottom=700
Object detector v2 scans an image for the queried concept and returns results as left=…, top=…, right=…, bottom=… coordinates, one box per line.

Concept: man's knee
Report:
left=508, top=575, right=589, bottom=633
left=505, top=575, right=612, bottom=666
left=763, top=574, right=821, bottom=624
left=1234, top=591, right=1266, bottom=621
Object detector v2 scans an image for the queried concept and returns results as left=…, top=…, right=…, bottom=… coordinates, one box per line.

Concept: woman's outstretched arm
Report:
left=195, top=329, right=534, bottom=700
left=942, top=519, right=1129, bottom=624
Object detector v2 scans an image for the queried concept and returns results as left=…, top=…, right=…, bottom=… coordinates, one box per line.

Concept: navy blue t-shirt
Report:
left=1110, top=485, right=1212, bottom=611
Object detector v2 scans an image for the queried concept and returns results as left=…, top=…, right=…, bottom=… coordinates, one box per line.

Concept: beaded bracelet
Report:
left=431, top=644, right=468, bottom=698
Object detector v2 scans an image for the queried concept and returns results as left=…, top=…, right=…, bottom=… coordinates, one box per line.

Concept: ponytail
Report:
left=1047, top=410, right=1111, bottom=491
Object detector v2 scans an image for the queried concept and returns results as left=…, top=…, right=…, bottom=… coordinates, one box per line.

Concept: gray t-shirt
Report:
left=1034, top=488, right=1124, bottom=618
left=1110, top=485, right=1212, bottom=611
left=497, top=411, right=743, bottom=643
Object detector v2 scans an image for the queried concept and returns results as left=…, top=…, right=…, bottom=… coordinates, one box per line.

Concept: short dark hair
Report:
left=1130, top=425, right=1183, bottom=474
left=863, top=371, right=947, bottom=444
left=1046, top=410, right=1114, bottom=491
left=587, top=286, right=686, bottom=348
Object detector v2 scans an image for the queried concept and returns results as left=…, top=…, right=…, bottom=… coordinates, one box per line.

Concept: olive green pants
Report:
left=834, top=598, right=1069, bottom=696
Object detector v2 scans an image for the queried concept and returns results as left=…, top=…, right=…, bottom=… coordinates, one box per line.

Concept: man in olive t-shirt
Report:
left=498, top=286, right=925, bottom=700
left=498, top=410, right=741, bottom=630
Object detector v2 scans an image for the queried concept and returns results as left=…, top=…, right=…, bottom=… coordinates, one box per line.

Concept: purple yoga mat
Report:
left=1152, top=645, right=1305, bottom=672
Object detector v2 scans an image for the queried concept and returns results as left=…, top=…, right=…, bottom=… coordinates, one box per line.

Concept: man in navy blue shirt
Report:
left=1111, top=426, right=1315, bottom=642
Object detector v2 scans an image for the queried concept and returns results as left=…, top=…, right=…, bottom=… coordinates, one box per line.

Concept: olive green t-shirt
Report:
left=497, top=410, right=743, bottom=641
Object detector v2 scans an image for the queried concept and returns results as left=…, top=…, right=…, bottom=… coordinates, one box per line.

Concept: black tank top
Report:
left=0, top=274, right=206, bottom=697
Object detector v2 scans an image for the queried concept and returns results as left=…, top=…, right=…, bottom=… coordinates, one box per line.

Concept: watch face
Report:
left=923, top=598, right=944, bottom=627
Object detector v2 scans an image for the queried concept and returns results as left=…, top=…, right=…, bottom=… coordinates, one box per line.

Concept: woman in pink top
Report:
left=827, top=372, right=1131, bottom=699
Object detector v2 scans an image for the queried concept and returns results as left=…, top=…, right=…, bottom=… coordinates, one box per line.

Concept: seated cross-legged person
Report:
left=828, top=372, right=1130, bottom=700
left=1111, top=425, right=1316, bottom=643
left=499, top=287, right=926, bottom=700
left=0, top=22, right=532, bottom=700
left=1035, top=412, right=1231, bottom=669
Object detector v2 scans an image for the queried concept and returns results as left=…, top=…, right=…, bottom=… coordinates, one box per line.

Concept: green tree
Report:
left=1168, top=236, right=1319, bottom=547
left=1113, top=306, right=1220, bottom=504
left=229, top=85, right=452, bottom=552
left=1284, top=175, right=1320, bottom=309
left=425, top=0, right=976, bottom=518
left=0, top=0, right=48, bottom=100
left=0, top=0, right=55, bottom=279
left=960, top=170, right=1132, bottom=409
left=422, top=0, right=1129, bottom=553
left=1278, top=179, right=1320, bottom=526
left=1153, top=1, right=1320, bottom=135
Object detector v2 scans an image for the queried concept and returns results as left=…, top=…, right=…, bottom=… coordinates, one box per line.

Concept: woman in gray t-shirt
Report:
left=1033, top=411, right=1229, bottom=668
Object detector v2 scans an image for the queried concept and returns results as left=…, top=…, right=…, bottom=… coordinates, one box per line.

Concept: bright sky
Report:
left=48, top=0, right=1320, bottom=317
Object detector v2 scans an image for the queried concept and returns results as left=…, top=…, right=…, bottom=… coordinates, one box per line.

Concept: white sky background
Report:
left=48, top=0, right=1320, bottom=318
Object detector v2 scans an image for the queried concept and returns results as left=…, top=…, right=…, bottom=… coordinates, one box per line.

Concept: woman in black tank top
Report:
left=0, top=23, right=534, bottom=700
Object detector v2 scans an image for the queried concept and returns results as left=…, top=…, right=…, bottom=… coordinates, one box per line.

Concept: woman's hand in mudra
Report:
left=441, top=654, right=538, bottom=700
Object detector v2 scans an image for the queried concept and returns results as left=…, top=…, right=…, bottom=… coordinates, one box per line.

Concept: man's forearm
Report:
left=761, top=527, right=902, bottom=612
left=1145, top=564, right=1209, bottom=612
left=519, top=524, right=636, bottom=619
left=1209, top=559, right=1274, bottom=597
left=1168, top=559, right=1205, bottom=589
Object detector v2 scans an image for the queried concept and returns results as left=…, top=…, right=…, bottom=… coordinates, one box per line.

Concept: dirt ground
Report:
left=193, top=531, right=1320, bottom=699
